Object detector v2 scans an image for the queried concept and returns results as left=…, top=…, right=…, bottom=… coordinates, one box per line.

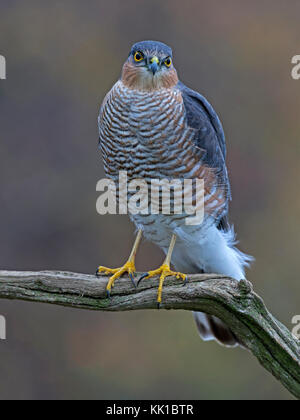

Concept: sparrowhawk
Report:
left=97, top=40, right=253, bottom=347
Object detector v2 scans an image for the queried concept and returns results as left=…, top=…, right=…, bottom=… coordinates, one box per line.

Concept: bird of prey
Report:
left=97, top=40, right=253, bottom=347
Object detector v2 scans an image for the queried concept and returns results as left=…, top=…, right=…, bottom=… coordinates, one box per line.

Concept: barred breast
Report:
left=98, top=80, right=226, bottom=246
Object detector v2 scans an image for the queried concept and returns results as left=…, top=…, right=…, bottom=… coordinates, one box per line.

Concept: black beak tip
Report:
left=149, top=63, right=159, bottom=75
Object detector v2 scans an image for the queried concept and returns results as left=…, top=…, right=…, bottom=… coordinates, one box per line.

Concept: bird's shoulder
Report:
left=176, top=81, right=226, bottom=159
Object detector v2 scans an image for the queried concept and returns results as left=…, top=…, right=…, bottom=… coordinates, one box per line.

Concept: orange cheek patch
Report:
left=121, top=62, right=141, bottom=89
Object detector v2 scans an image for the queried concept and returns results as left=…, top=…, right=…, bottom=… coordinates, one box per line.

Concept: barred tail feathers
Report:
left=172, top=224, right=254, bottom=348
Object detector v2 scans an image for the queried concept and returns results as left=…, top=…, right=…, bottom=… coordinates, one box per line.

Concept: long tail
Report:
left=173, top=223, right=253, bottom=348
left=193, top=313, right=242, bottom=348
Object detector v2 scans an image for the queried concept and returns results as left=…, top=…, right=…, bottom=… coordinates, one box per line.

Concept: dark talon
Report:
left=137, top=273, right=149, bottom=287
left=129, top=272, right=136, bottom=288
left=157, top=302, right=161, bottom=310
left=106, top=289, right=111, bottom=299
left=183, top=277, right=188, bottom=286
left=95, top=269, right=100, bottom=277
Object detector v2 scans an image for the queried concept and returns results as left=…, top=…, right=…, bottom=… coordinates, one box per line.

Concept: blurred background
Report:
left=0, top=0, right=299, bottom=400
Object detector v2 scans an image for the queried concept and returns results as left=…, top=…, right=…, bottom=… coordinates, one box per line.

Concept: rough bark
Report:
left=0, top=270, right=299, bottom=399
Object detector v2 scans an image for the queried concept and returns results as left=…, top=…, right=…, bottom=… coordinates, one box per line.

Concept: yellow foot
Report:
left=137, top=264, right=187, bottom=308
left=96, top=261, right=136, bottom=297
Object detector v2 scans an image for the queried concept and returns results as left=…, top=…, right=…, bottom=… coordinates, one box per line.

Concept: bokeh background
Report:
left=0, top=0, right=299, bottom=400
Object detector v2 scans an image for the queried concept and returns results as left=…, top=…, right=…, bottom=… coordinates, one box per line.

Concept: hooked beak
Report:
left=149, top=56, right=159, bottom=75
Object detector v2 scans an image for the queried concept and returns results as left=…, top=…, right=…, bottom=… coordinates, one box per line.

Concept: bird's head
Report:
left=121, top=40, right=178, bottom=91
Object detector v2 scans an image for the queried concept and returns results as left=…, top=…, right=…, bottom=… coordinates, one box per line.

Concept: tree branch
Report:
left=0, top=270, right=299, bottom=398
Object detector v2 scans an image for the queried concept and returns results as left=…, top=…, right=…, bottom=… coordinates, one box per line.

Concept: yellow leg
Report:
left=96, top=229, right=142, bottom=297
left=138, top=234, right=187, bottom=307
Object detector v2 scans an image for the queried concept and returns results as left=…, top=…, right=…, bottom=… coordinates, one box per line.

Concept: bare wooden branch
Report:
left=0, top=270, right=299, bottom=398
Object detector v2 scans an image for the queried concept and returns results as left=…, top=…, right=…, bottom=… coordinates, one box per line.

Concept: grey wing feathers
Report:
left=177, top=81, right=227, bottom=159
left=178, top=81, right=231, bottom=230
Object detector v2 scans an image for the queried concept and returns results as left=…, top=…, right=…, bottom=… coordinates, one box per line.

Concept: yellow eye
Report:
left=134, top=51, right=144, bottom=62
left=164, top=57, right=172, bottom=67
